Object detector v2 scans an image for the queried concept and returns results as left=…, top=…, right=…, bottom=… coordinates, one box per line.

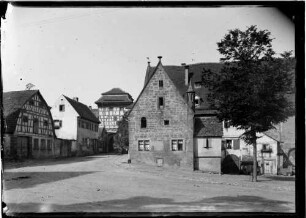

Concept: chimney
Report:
left=157, top=56, right=162, bottom=62
left=89, top=106, right=92, bottom=110
left=73, top=97, right=79, bottom=102
left=184, top=65, right=190, bottom=86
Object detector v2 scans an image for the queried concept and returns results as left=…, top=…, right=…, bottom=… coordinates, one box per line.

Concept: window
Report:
left=33, top=138, right=39, bottom=150
left=159, top=80, right=163, bottom=88
left=22, top=116, right=28, bottom=123
left=138, top=140, right=150, bottom=151
left=29, top=100, right=34, bottom=105
left=224, top=120, right=231, bottom=128
left=224, top=140, right=232, bottom=149
left=158, top=97, right=164, bottom=109
left=141, top=117, right=147, bottom=128
left=114, top=116, right=117, bottom=121
left=164, top=120, right=169, bottom=126
left=43, top=120, right=48, bottom=127
left=41, top=139, right=46, bottom=150
left=33, top=118, right=39, bottom=134
left=195, top=96, right=200, bottom=108
left=204, top=138, right=212, bottom=148
left=171, top=139, right=183, bottom=151
left=47, top=140, right=52, bottom=150
left=59, top=104, right=65, bottom=112
left=262, top=144, right=272, bottom=152
left=194, top=82, right=202, bottom=89
left=39, top=101, right=44, bottom=107
left=54, top=120, right=62, bottom=129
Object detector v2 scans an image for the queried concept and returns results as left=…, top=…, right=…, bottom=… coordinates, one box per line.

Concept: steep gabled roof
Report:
left=3, top=90, right=54, bottom=134
left=91, top=108, right=99, bottom=119
left=144, top=62, right=223, bottom=111
left=64, top=96, right=100, bottom=124
left=3, top=90, right=39, bottom=117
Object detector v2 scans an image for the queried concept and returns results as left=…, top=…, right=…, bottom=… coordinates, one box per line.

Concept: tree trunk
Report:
left=253, top=140, right=258, bottom=182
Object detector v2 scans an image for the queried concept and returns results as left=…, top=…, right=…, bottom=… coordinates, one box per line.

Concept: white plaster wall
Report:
left=223, top=124, right=245, bottom=138
left=51, top=95, right=78, bottom=140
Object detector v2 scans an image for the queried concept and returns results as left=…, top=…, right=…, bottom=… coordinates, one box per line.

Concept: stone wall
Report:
left=129, top=64, right=194, bottom=170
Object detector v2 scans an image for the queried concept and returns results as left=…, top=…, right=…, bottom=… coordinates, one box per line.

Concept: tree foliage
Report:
left=113, top=112, right=129, bottom=153
left=202, top=25, right=295, bottom=181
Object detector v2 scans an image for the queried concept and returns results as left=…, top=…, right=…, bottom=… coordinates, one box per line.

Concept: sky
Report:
left=2, top=5, right=295, bottom=109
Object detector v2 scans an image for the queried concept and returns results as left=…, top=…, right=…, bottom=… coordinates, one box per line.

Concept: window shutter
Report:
left=233, top=139, right=240, bottom=150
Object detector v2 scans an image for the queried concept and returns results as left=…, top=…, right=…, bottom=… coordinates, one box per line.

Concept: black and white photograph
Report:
left=1, top=2, right=303, bottom=216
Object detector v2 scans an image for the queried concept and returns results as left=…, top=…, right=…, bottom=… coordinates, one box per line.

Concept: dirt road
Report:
left=3, top=154, right=295, bottom=213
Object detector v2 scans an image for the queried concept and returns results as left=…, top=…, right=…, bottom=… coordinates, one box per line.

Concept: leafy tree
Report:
left=202, top=25, right=295, bottom=182
left=113, top=112, right=129, bottom=153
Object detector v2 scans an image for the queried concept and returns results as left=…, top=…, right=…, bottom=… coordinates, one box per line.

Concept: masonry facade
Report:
left=3, top=90, right=55, bottom=159
left=129, top=61, right=194, bottom=169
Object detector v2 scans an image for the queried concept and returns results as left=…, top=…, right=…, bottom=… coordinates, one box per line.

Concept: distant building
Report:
left=51, top=95, right=100, bottom=156
left=222, top=115, right=295, bottom=175
left=3, top=90, right=55, bottom=159
left=95, top=88, right=133, bottom=152
left=128, top=57, right=223, bottom=172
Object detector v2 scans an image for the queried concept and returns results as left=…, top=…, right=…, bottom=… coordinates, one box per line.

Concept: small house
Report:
left=51, top=95, right=100, bottom=156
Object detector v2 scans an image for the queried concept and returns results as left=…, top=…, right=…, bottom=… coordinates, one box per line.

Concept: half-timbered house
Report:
left=3, top=90, right=55, bottom=159
left=94, top=88, right=133, bottom=152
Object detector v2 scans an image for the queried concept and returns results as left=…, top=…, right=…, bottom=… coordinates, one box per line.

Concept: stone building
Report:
left=51, top=95, right=100, bottom=156
left=3, top=90, right=55, bottom=159
left=128, top=57, right=223, bottom=172
left=95, top=88, right=133, bottom=152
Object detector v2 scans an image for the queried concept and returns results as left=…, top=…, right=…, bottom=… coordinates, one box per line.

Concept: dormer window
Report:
left=158, top=97, right=164, bottom=109
left=141, top=117, right=147, bottom=128
left=159, top=80, right=163, bottom=88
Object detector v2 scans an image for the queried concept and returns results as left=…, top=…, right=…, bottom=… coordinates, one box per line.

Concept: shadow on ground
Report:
left=3, top=154, right=119, bottom=169
left=264, top=176, right=295, bottom=182
left=3, top=171, right=96, bottom=190
left=5, top=195, right=294, bottom=213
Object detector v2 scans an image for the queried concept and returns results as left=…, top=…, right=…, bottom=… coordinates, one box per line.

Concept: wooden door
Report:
left=264, top=161, right=273, bottom=174
left=17, top=137, right=28, bottom=158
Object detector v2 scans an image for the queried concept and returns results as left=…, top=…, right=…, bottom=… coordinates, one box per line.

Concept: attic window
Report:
left=164, top=120, right=169, bottom=126
left=159, top=80, right=163, bottom=88
left=59, top=105, right=65, bottom=112
left=158, top=97, right=164, bottom=109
